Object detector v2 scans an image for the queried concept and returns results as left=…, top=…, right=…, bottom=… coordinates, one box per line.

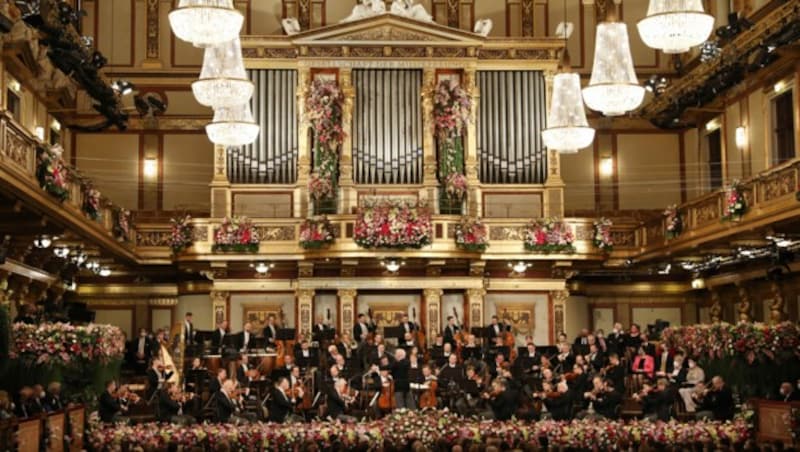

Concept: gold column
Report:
left=550, top=289, right=568, bottom=337
left=421, top=68, right=438, bottom=204
left=210, top=143, right=231, bottom=217
left=339, top=69, right=356, bottom=214
left=337, top=289, right=357, bottom=336
left=296, top=67, right=312, bottom=217
left=297, top=289, right=315, bottom=337
left=543, top=69, right=565, bottom=218
left=211, top=290, right=229, bottom=329
left=465, top=288, right=486, bottom=329
left=423, top=288, right=443, bottom=340
left=463, top=68, right=481, bottom=217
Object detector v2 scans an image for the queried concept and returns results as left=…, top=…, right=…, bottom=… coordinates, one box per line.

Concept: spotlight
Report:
left=63, top=279, right=77, bottom=291
left=53, top=246, right=70, bottom=258
left=90, top=50, right=107, bottom=69
left=250, top=262, right=274, bottom=275
left=644, top=75, right=668, bottom=97
left=98, top=267, right=112, bottom=277
left=111, top=80, right=135, bottom=96
left=699, top=40, right=721, bottom=63
left=33, top=235, right=53, bottom=249
left=508, top=261, right=531, bottom=274
left=657, top=263, right=672, bottom=275
left=690, top=278, right=705, bottom=289
left=381, top=259, right=404, bottom=273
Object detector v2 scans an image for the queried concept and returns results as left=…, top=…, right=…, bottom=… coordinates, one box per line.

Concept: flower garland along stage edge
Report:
left=435, top=79, right=472, bottom=202
left=523, top=218, right=575, bottom=254
left=299, top=216, right=335, bottom=249
left=88, top=410, right=752, bottom=450
left=354, top=200, right=432, bottom=250
left=664, top=204, right=683, bottom=240
left=722, top=180, right=747, bottom=221
left=306, top=79, right=345, bottom=202
left=592, top=217, right=613, bottom=253
left=213, top=216, right=260, bottom=253
left=13, top=322, right=126, bottom=367
left=36, top=144, right=71, bottom=202
left=170, top=214, right=194, bottom=253
left=660, top=322, right=800, bottom=360
left=455, top=216, right=488, bottom=252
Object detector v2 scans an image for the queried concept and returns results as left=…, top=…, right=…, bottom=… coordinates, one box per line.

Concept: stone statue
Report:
left=281, top=17, right=301, bottom=35
left=391, top=0, right=432, bottom=22
left=341, top=0, right=432, bottom=23
left=473, top=18, right=493, bottom=37
left=341, top=0, right=378, bottom=23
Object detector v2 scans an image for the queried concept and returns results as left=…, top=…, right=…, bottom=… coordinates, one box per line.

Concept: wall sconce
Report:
left=143, top=158, right=158, bottom=179
left=599, top=156, right=614, bottom=177
left=705, top=118, right=720, bottom=132
left=8, top=79, right=20, bottom=93
left=34, top=126, right=45, bottom=141
left=735, top=126, right=747, bottom=148
left=691, top=278, right=705, bottom=289
left=50, top=119, right=61, bottom=132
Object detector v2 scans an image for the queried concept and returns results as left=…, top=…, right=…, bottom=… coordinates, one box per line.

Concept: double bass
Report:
left=501, top=309, right=517, bottom=364
left=418, top=378, right=438, bottom=409
left=377, top=377, right=395, bottom=411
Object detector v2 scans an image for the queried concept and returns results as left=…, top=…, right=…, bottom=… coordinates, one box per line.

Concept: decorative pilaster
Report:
left=423, top=288, right=443, bottom=340
left=210, top=144, right=231, bottom=218
left=709, top=289, right=722, bottom=323
left=550, top=290, right=569, bottom=337
left=297, top=67, right=312, bottom=217
left=297, top=289, right=315, bottom=337
left=0, top=271, right=9, bottom=306
left=465, top=288, right=486, bottom=329
left=421, top=68, right=438, bottom=203
left=521, top=0, right=535, bottom=36
left=463, top=68, right=481, bottom=217
left=769, top=281, right=785, bottom=324
left=339, top=68, right=356, bottom=214
left=736, top=283, right=751, bottom=323
left=211, top=291, right=229, bottom=328
left=337, top=289, right=357, bottom=336
left=543, top=69, right=564, bottom=218
left=142, top=0, right=162, bottom=68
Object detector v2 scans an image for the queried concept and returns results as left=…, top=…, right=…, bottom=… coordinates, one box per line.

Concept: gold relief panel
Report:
left=136, top=230, right=172, bottom=247
left=370, top=304, right=408, bottom=329
left=308, top=47, right=345, bottom=58
left=741, top=185, right=754, bottom=210
left=488, top=225, right=526, bottom=241
left=4, top=128, right=30, bottom=169
left=263, top=48, right=299, bottom=59
left=470, top=303, right=482, bottom=326
left=255, top=226, right=296, bottom=241
left=336, top=26, right=439, bottom=42
left=350, top=47, right=384, bottom=58
left=242, top=304, right=283, bottom=331
left=241, top=47, right=260, bottom=58
left=393, top=47, right=427, bottom=58
left=428, top=304, right=440, bottom=339
left=496, top=304, right=535, bottom=336
left=433, top=47, right=467, bottom=58
left=610, top=230, right=635, bottom=248
left=760, top=170, right=796, bottom=203
left=514, top=49, right=553, bottom=60
left=477, top=49, right=508, bottom=59
left=693, top=199, right=720, bottom=226
left=646, top=223, right=664, bottom=244
left=572, top=224, right=593, bottom=241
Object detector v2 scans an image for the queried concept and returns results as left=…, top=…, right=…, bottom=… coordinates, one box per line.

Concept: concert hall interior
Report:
left=1, top=0, right=800, bottom=450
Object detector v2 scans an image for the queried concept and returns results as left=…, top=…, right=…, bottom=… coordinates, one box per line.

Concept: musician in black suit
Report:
left=268, top=377, right=300, bottom=423
left=146, top=358, right=174, bottom=401
left=398, top=314, right=417, bottom=335
left=391, top=349, right=414, bottom=409
left=353, top=313, right=375, bottom=343
left=327, top=379, right=355, bottom=422
left=44, top=382, right=65, bottom=412
left=263, top=315, right=278, bottom=347
left=157, top=382, right=196, bottom=425
left=483, top=378, right=517, bottom=421
left=443, top=316, right=460, bottom=348
left=518, top=342, right=543, bottom=374
left=127, top=328, right=155, bottom=373
left=183, top=312, right=195, bottom=346
left=438, top=353, right=463, bottom=384
left=543, top=381, right=573, bottom=421
left=586, top=343, right=606, bottom=372
left=313, top=314, right=331, bottom=335
left=98, top=381, right=124, bottom=424
left=235, top=354, right=250, bottom=383
left=215, top=381, right=238, bottom=423
left=211, top=320, right=229, bottom=350
left=487, top=316, right=508, bottom=342
left=235, top=322, right=255, bottom=352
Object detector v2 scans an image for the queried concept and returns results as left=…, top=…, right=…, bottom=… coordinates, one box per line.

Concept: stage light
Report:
left=250, top=262, right=274, bottom=275
left=111, top=80, right=135, bottom=96
left=53, top=246, right=70, bottom=258
left=99, top=267, right=112, bottom=277
left=8, top=79, right=20, bottom=93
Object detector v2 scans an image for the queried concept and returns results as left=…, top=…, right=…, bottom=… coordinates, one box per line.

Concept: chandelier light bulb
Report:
left=33, top=235, right=52, bottom=249
left=192, top=38, right=254, bottom=108
left=637, top=0, right=714, bottom=54
left=542, top=72, right=595, bottom=153
left=583, top=17, right=645, bottom=116
left=168, top=0, right=243, bottom=48
left=206, top=103, right=260, bottom=146
left=99, top=267, right=112, bottom=277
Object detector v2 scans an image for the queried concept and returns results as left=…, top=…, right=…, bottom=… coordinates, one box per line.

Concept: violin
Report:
left=377, top=376, right=395, bottom=411
left=418, top=377, right=438, bottom=409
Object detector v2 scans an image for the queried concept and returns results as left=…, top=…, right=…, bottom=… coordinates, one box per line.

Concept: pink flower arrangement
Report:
left=354, top=200, right=432, bottom=249
left=433, top=79, right=472, bottom=142
left=661, top=322, right=800, bottom=360
left=88, top=410, right=751, bottom=450
left=36, top=144, right=71, bottom=202
left=722, top=181, right=747, bottom=221
left=82, top=185, right=102, bottom=221
left=169, top=214, right=194, bottom=253
left=213, top=216, right=260, bottom=253
left=445, top=173, right=468, bottom=202
left=523, top=218, right=575, bottom=254
left=455, top=216, right=488, bottom=252
left=305, top=79, right=344, bottom=203
left=308, top=172, right=335, bottom=201
left=13, top=322, right=125, bottom=367
left=664, top=204, right=683, bottom=240
left=299, top=216, right=335, bottom=249
left=592, top=217, right=613, bottom=252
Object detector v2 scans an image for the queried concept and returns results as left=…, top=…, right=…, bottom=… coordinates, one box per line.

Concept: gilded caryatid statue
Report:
left=770, top=281, right=785, bottom=324
left=709, top=290, right=722, bottom=323
left=736, top=284, right=751, bottom=323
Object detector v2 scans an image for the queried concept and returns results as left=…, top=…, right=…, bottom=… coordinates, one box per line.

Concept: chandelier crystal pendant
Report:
left=206, top=103, right=260, bottom=146
left=542, top=50, right=595, bottom=153
left=168, top=0, right=244, bottom=48
left=192, top=38, right=254, bottom=108
left=637, top=0, right=714, bottom=54
left=582, top=7, right=645, bottom=116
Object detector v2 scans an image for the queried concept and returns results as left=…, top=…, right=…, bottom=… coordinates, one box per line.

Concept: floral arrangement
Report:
left=786, top=407, right=800, bottom=441
left=169, top=214, right=194, bottom=253
left=36, top=144, right=70, bottom=202
left=664, top=204, right=683, bottom=240
left=306, top=79, right=344, bottom=203
left=435, top=79, right=472, bottom=202
left=354, top=200, right=432, bottom=249
left=455, top=216, right=488, bottom=252
left=592, top=217, right=613, bottom=252
left=213, top=216, right=260, bottom=253
left=523, top=218, right=575, bottom=254
left=82, top=185, right=102, bottom=221
left=88, top=410, right=751, bottom=450
left=722, top=181, right=747, bottom=221
left=299, top=216, right=335, bottom=249
left=660, top=322, right=800, bottom=360
left=112, top=207, right=132, bottom=242
left=13, top=322, right=125, bottom=367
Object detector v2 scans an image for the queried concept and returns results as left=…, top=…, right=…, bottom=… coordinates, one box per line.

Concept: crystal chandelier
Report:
left=206, top=103, right=259, bottom=146
left=168, top=0, right=243, bottom=48
left=637, top=0, right=714, bottom=54
left=582, top=7, right=645, bottom=116
left=192, top=38, right=253, bottom=108
left=542, top=49, right=595, bottom=153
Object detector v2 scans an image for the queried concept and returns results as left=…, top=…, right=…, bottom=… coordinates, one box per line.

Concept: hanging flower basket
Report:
left=455, top=216, right=488, bottom=252
left=523, top=218, right=575, bottom=254
left=306, top=79, right=344, bottom=207
left=354, top=200, right=432, bottom=249
left=299, top=216, right=335, bottom=249
left=213, top=216, right=260, bottom=253
left=722, top=181, right=747, bottom=222
left=36, top=144, right=71, bottom=202
left=663, top=204, right=683, bottom=240
left=592, top=217, right=613, bottom=253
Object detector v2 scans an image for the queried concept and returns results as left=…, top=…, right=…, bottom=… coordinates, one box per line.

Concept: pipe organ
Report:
left=353, top=69, right=424, bottom=185
left=227, top=70, right=298, bottom=184
left=477, top=71, right=548, bottom=184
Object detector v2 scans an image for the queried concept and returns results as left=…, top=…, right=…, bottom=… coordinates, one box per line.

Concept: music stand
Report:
left=313, top=328, right=335, bottom=343
left=383, top=326, right=405, bottom=340
left=251, top=337, right=266, bottom=350
left=277, top=328, right=296, bottom=341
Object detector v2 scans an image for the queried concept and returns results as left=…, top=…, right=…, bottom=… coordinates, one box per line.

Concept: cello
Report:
left=501, top=309, right=517, bottom=364
left=377, top=376, right=395, bottom=412
left=418, top=377, right=438, bottom=409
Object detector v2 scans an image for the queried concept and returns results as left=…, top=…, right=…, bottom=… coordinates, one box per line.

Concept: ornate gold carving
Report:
left=694, top=199, right=721, bottom=225
left=136, top=230, right=171, bottom=247
left=761, top=170, right=796, bottom=202
left=770, top=281, right=785, bottom=324
left=211, top=291, right=229, bottom=328
left=308, top=47, right=345, bottom=57
left=515, top=49, right=553, bottom=60
left=433, top=47, right=467, bottom=58
left=550, top=289, right=569, bottom=305
left=646, top=223, right=665, bottom=243
left=736, top=283, right=751, bottom=323
left=255, top=226, right=296, bottom=241
left=610, top=230, right=635, bottom=248
left=241, top=47, right=260, bottom=58
left=145, top=0, right=159, bottom=60
left=263, top=48, right=299, bottom=59
left=709, top=289, right=722, bottom=323
left=521, top=0, right=535, bottom=37
left=338, top=288, right=356, bottom=335
left=298, top=262, right=314, bottom=278
left=336, top=26, right=439, bottom=42
left=350, top=47, right=384, bottom=58
left=477, top=49, right=508, bottom=59
left=4, top=128, right=30, bottom=169
left=489, top=226, right=525, bottom=241
left=393, top=47, right=427, bottom=57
